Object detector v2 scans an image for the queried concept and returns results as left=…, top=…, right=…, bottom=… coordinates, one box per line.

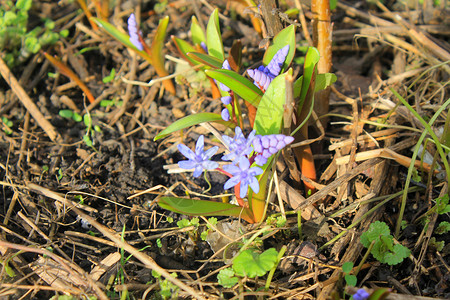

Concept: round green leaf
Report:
left=232, top=248, right=278, bottom=278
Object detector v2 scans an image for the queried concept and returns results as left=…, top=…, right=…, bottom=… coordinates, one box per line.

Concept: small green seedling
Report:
left=152, top=270, right=179, bottom=299
left=0, top=0, right=68, bottom=67
left=435, top=221, right=450, bottom=235
left=342, top=261, right=357, bottom=287
left=360, top=221, right=410, bottom=265
left=1, top=116, right=13, bottom=135
left=102, top=68, right=116, bottom=83
left=200, top=217, right=218, bottom=241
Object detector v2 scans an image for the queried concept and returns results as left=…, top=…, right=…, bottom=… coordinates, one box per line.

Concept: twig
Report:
left=0, top=55, right=60, bottom=142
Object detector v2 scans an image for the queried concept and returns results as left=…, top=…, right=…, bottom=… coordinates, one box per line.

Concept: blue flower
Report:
left=222, top=127, right=256, bottom=163
left=223, top=157, right=263, bottom=198
left=127, top=14, right=144, bottom=51
left=177, top=135, right=219, bottom=177
left=352, top=289, right=370, bottom=300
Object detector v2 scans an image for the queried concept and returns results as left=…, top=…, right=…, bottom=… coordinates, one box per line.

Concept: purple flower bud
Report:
left=200, top=41, right=208, bottom=52
left=221, top=108, right=230, bottom=121
left=252, top=134, right=294, bottom=164
left=128, top=14, right=144, bottom=51
left=261, top=136, right=270, bottom=148
left=221, top=96, right=232, bottom=105
left=222, top=59, right=231, bottom=70
left=266, top=45, right=290, bottom=77
left=253, top=137, right=263, bottom=153
left=254, top=155, right=267, bottom=166
left=262, top=149, right=272, bottom=158
left=247, top=69, right=273, bottom=91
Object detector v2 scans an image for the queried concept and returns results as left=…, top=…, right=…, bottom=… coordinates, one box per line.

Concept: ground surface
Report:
left=0, top=0, right=449, bottom=299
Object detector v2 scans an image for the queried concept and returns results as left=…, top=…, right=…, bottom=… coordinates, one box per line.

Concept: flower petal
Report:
left=195, top=135, right=205, bottom=154
left=177, top=144, right=196, bottom=160
left=178, top=160, right=196, bottom=170
left=224, top=176, right=241, bottom=190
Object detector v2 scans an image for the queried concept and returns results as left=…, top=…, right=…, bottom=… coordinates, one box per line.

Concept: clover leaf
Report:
left=232, top=248, right=278, bottom=278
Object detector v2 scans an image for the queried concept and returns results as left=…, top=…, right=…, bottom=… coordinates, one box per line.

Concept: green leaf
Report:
left=253, top=70, right=291, bottom=135
left=263, top=25, right=296, bottom=69
left=172, top=37, right=199, bottom=65
left=190, top=16, right=206, bottom=45
left=177, top=219, right=191, bottom=228
left=217, top=268, right=239, bottom=288
left=24, top=36, right=40, bottom=53
left=154, top=112, right=234, bottom=141
left=330, top=0, right=338, bottom=10
left=206, top=9, right=224, bottom=61
left=205, top=69, right=263, bottom=107
left=72, top=112, right=82, bottom=122
left=16, top=0, right=32, bottom=11
left=429, top=237, right=445, bottom=251
left=345, top=274, right=357, bottom=287
left=232, top=248, right=278, bottom=278
left=102, top=68, right=115, bottom=83
left=83, top=114, right=92, bottom=128
left=383, top=244, right=410, bottom=265
left=314, top=73, right=337, bottom=92
left=187, top=52, right=223, bottom=68
left=59, top=109, right=74, bottom=119
left=93, top=17, right=150, bottom=58
left=435, top=221, right=450, bottom=235
left=360, top=221, right=391, bottom=247
left=342, top=261, right=353, bottom=273
left=299, top=47, right=320, bottom=104
left=158, top=197, right=254, bottom=220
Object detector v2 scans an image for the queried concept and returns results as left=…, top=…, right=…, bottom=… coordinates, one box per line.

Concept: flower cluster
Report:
left=177, top=127, right=294, bottom=198
left=247, top=45, right=289, bottom=91
left=127, top=14, right=144, bottom=51
left=218, top=59, right=232, bottom=121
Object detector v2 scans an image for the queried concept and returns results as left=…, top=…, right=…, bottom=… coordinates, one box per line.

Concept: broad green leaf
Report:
left=206, top=9, right=224, bottom=61
left=345, top=274, right=357, bottom=287
left=254, top=70, right=291, bottom=136
left=342, top=261, right=353, bottom=273
left=93, top=18, right=151, bottom=61
left=158, top=197, right=254, bottom=222
left=154, top=112, right=234, bottom=141
left=299, top=47, right=320, bottom=103
left=232, top=248, right=278, bottom=278
left=293, top=73, right=337, bottom=98
left=263, top=25, right=296, bottom=70
left=360, top=221, right=391, bottom=247
left=187, top=52, right=223, bottom=68
left=172, top=37, right=199, bottom=65
left=314, top=73, right=337, bottom=92
left=205, top=69, right=263, bottom=107
left=330, top=0, right=337, bottom=10
left=190, top=16, right=206, bottom=45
